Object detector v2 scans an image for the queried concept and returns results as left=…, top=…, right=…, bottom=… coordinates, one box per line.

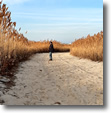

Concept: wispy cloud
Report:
left=3, top=0, right=30, bottom=5
left=3, top=0, right=103, bottom=43
left=12, top=8, right=103, bottom=23
left=17, top=16, right=103, bottom=22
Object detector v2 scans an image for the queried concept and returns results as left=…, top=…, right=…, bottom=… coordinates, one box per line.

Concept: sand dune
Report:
left=0, top=53, right=103, bottom=105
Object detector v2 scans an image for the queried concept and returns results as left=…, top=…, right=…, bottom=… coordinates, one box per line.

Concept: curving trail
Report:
left=0, top=53, right=103, bottom=105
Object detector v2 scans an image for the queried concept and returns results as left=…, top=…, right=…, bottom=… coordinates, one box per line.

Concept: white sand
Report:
left=1, top=53, right=103, bottom=105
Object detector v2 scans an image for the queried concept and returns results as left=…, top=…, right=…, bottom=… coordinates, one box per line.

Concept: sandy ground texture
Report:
left=0, top=53, right=103, bottom=105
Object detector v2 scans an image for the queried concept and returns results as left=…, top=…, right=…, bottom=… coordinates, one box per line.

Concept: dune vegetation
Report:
left=70, top=31, right=103, bottom=61
left=0, top=2, right=103, bottom=76
left=0, top=3, right=71, bottom=76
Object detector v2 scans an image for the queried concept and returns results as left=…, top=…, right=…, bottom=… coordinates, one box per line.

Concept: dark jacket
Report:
left=49, top=43, right=54, bottom=52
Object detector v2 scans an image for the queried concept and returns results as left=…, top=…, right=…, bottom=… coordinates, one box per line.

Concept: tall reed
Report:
left=0, top=2, right=70, bottom=76
left=70, top=32, right=103, bottom=61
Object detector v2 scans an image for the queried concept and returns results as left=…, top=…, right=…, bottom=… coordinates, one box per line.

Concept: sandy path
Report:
left=0, top=53, right=103, bottom=105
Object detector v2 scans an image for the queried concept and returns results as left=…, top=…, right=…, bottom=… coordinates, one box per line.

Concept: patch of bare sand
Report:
left=0, top=53, right=103, bottom=105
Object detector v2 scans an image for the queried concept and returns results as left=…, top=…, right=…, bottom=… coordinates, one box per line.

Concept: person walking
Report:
left=49, top=41, right=54, bottom=61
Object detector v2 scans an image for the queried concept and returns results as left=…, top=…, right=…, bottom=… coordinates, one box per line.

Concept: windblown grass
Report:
left=29, top=40, right=71, bottom=53
left=0, top=2, right=70, bottom=76
left=0, top=2, right=103, bottom=77
left=70, top=31, right=103, bottom=61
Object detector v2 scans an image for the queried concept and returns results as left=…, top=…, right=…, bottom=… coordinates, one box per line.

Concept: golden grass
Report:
left=0, top=2, right=103, bottom=76
left=70, top=31, right=103, bottom=61
left=0, top=2, right=70, bottom=76
left=29, top=40, right=71, bottom=53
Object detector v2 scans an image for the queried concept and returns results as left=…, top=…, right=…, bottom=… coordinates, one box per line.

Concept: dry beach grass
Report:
left=0, top=2, right=103, bottom=105
left=70, top=31, right=103, bottom=61
left=0, top=3, right=103, bottom=76
left=0, top=3, right=70, bottom=76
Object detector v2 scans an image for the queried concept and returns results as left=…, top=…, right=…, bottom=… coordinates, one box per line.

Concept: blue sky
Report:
left=4, top=0, right=103, bottom=43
